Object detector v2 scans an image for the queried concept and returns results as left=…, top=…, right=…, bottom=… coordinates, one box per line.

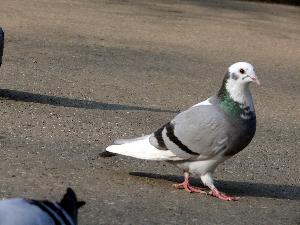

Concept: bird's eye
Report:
left=239, top=69, right=245, bottom=74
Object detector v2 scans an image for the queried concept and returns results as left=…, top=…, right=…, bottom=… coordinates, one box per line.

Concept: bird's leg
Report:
left=201, top=173, right=239, bottom=201
left=173, top=172, right=206, bottom=194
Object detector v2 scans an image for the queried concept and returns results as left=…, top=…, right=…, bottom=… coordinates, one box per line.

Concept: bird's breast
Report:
left=224, top=117, right=256, bottom=156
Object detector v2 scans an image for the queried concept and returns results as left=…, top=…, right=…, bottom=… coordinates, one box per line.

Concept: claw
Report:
left=173, top=182, right=207, bottom=194
left=209, top=188, right=239, bottom=201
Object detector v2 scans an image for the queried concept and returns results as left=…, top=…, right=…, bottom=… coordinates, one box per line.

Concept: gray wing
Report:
left=150, top=104, right=231, bottom=160
left=0, top=27, right=3, bottom=66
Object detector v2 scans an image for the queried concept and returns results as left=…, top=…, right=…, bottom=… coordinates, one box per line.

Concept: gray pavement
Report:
left=0, top=0, right=299, bottom=224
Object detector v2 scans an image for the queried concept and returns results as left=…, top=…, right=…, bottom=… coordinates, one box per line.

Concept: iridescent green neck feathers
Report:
left=217, top=75, right=255, bottom=120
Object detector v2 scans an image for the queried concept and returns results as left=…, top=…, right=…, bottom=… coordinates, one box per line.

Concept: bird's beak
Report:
left=250, top=74, right=260, bottom=86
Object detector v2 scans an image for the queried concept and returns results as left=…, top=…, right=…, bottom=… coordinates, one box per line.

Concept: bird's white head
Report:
left=218, top=62, right=260, bottom=109
left=228, top=62, right=260, bottom=86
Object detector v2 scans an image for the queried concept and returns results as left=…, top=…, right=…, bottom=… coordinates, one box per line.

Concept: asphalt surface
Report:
left=0, top=0, right=299, bottom=224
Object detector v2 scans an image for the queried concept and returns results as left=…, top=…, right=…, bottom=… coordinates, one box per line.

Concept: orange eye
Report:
left=239, top=69, right=245, bottom=74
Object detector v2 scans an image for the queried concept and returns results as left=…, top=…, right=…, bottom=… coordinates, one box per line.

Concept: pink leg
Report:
left=173, top=172, right=206, bottom=194
left=208, top=188, right=239, bottom=201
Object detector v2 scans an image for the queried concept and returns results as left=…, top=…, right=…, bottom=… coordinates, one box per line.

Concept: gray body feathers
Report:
left=149, top=96, right=256, bottom=160
left=103, top=96, right=256, bottom=161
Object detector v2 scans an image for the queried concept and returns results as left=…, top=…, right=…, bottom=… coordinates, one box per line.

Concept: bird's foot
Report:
left=209, top=188, right=239, bottom=201
left=173, top=182, right=207, bottom=194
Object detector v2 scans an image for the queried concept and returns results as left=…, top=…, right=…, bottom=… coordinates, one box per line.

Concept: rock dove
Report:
left=0, top=188, right=85, bottom=225
left=102, top=62, right=260, bottom=201
left=0, top=27, right=4, bottom=67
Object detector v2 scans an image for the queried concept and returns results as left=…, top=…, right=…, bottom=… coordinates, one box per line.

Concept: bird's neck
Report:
left=217, top=80, right=255, bottom=120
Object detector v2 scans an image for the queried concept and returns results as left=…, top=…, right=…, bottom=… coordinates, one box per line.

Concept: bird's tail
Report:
left=99, top=135, right=147, bottom=158
left=60, top=188, right=85, bottom=214
left=102, top=135, right=182, bottom=161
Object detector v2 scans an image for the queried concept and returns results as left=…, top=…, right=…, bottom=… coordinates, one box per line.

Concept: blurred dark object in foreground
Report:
left=0, top=27, right=4, bottom=67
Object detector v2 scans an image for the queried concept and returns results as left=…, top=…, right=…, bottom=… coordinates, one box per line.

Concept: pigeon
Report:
left=102, top=62, right=260, bottom=201
left=0, top=27, right=4, bottom=67
left=0, top=188, right=85, bottom=225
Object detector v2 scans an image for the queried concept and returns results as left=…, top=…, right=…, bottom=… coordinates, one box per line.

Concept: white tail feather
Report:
left=106, top=135, right=183, bottom=161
